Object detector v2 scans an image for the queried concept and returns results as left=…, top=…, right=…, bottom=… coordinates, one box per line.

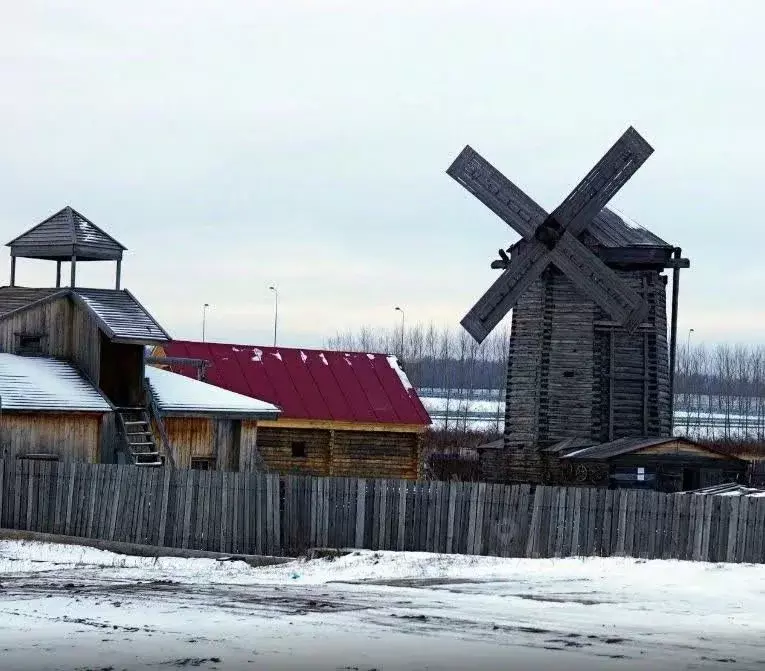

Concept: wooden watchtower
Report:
left=1, top=206, right=172, bottom=465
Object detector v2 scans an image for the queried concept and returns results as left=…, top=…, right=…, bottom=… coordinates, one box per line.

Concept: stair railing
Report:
left=144, top=379, right=177, bottom=468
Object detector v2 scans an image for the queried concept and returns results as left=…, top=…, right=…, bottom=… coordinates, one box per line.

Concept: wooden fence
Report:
left=2, top=460, right=765, bottom=563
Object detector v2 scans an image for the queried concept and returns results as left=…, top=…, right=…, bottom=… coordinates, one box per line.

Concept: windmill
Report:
left=447, top=127, right=689, bottom=483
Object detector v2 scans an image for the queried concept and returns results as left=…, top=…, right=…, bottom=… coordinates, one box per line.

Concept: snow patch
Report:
left=232, top=347, right=241, bottom=352
left=366, top=353, right=375, bottom=360
left=0, top=353, right=111, bottom=412
left=319, top=353, right=329, bottom=366
left=387, top=355, right=413, bottom=391
left=252, top=348, right=263, bottom=362
left=300, top=350, right=308, bottom=363
left=145, top=366, right=280, bottom=416
left=272, top=351, right=282, bottom=361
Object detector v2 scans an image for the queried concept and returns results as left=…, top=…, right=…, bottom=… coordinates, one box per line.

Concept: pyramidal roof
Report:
left=7, top=206, right=126, bottom=261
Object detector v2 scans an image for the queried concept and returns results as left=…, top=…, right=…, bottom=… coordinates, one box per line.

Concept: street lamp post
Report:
left=269, top=286, right=278, bottom=347
left=394, top=306, right=405, bottom=359
left=201, top=303, right=210, bottom=342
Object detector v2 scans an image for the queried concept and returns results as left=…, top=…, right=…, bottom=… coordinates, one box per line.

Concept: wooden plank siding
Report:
left=501, top=264, right=671, bottom=484
left=154, top=417, right=214, bottom=467
left=0, top=295, right=102, bottom=383
left=0, top=413, right=102, bottom=462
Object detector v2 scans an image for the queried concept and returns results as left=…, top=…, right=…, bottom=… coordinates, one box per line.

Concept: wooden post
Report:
left=668, top=247, right=682, bottom=434
left=9, top=256, right=16, bottom=287
left=328, top=429, right=335, bottom=476
left=608, top=329, right=615, bottom=441
left=55, top=261, right=61, bottom=288
left=70, top=254, right=77, bottom=287
left=115, top=258, right=122, bottom=290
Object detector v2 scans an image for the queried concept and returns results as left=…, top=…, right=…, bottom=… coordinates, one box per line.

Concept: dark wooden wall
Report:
left=98, top=336, right=144, bottom=406
left=479, top=448, right=746, bottom=492
left=503, top=266, right=671, bottom=484
left=257, top=427, right=331, bottom=476
left=256, top=426, right=421, bottom=480
left=332, top=430, right=418, bottom=480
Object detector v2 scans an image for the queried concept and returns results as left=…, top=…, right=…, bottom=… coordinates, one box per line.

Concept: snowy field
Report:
left=2, top=542, right=765, bottom=670
left=420, top=392, right=765, bottom=439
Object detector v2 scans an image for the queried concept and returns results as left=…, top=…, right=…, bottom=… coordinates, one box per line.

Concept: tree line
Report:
left=325, top=322, right=511, bottom=393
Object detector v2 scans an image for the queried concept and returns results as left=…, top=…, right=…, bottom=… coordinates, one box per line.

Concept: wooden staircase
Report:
left=116, top=407, right=163, bottom=467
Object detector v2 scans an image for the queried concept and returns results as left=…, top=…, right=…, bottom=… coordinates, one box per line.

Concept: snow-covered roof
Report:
left=0, top=353, right=111, bottom=413
left=146, top=366, right=281, bottom=419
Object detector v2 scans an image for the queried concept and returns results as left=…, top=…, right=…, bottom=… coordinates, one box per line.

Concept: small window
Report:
left=17, top=453, right=59, bottom=462
left=191, top=457, right=214, bottom=470
left=291, top=441, right=307, bottom=458
left=18, top=335, right=43, bottom=356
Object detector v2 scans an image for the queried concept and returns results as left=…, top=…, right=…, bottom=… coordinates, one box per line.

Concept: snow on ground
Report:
left=2, top=540, right=765, bottom=670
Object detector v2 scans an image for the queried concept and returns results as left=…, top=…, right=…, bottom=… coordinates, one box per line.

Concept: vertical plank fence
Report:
left=2, top=460, right=765, bottom=563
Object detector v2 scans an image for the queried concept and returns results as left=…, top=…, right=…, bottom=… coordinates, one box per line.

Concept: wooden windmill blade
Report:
left=446, top=145, right=547, bottom=239
left=549, top=126, right=654, bottom=237
left=460, top=242, right=551, bottom=343
left=449, top=126, right=654, bottom=344
left=551, top=232, right=649, bottom=330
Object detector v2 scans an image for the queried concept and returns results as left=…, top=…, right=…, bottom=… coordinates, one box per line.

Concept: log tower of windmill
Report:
left=447, top=127, right=691, bottom=486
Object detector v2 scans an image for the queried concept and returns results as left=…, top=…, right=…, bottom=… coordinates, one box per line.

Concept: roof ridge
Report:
left=171, top=338, right=396, bottom=358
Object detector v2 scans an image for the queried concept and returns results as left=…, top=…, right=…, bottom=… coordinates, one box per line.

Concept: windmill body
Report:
left=447, top=128, right=690, bottom=485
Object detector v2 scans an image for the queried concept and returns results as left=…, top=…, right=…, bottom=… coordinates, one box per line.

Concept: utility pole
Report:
left=269, top=286, right=279, bottom=346
left=202, top=303, right=210, bottom=342
left=394, top=306, right=405, bottom=360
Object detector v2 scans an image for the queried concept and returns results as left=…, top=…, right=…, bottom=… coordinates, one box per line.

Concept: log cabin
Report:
left=150, top=341, right=432, bottom=479
left=0, top=206, right=280, bottom=468
left=478, top=435, right=747, bottom=492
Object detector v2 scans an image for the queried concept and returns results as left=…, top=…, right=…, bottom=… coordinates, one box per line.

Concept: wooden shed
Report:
left=151, top=341, right=432, bottom=479
left=550, top=436, right=746, bottom=491
left=144, top=365, right=279, bottom=470
left=0, top=353, right=112, bottom=463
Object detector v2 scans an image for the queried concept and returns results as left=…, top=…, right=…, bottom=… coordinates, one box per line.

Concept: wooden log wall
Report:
left=257, top=427, right=331, bottom=476
left=504, top=274, right=544, bottom=449
left=504, top=266, right=671, bottom=484
left=331, top=430, right=418, bottom=480
left=4, top=461, right=765, bottom=563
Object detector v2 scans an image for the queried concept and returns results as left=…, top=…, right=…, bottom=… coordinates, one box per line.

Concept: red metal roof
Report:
left=158, top=340, right=432, bottom=427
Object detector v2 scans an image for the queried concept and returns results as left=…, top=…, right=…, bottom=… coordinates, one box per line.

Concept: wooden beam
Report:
left=668, top=247, right=682, bottom=433
left=55, top=261, right=61, bottom=288
left=666, top=257, right=691, bottom=269
left=9, top=255, right=15, bottom=287
left=115, top=259, right=122, bottom=290
left=255, top=418, right=428, bottom=434
left=608, top=329, right=615, bottom=442
left=642, top=276, right=649, bottom=436
left=70, top=254, right=77, bottom=287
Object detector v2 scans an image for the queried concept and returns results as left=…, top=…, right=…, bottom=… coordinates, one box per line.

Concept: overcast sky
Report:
left=1, top=1, right=762, bottom=349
